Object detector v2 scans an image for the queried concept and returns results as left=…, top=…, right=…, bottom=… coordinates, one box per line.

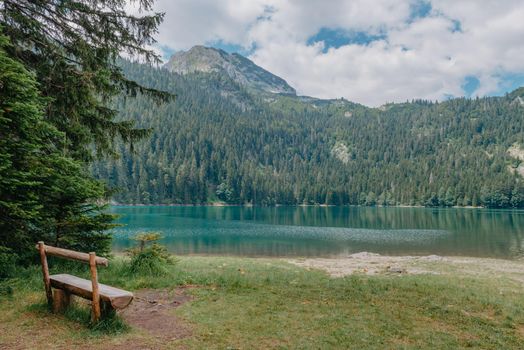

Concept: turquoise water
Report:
left=110, top=206, right=524, bottom=258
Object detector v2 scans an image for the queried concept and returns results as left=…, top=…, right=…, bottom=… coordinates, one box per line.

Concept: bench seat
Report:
left=50, top=274, right=133, bottom=310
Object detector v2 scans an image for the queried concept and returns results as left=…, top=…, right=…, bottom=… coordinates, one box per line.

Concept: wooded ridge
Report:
left=92, top=57, right=524, bottom=208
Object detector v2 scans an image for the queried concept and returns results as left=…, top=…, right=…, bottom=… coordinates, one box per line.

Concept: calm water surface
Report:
left=110, top=206, right=524, bottom=258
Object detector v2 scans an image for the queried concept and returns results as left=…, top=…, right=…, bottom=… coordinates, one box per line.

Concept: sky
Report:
left=135, top=0, right=524, bottom=106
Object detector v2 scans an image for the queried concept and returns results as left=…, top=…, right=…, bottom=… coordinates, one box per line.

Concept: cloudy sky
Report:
left=141, top=0, right=524, bottom=106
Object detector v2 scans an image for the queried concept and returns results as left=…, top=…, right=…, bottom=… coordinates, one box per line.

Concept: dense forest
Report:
left=91, top=60, right=524, bottom=208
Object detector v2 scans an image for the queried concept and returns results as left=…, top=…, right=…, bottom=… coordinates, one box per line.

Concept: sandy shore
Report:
left=289, top=252, right=524, bottom=284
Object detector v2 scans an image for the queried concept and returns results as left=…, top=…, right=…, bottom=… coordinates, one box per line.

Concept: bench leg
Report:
left=101, top=300, right=115, bottom=318
left=52, top=289, right=71, bottom=314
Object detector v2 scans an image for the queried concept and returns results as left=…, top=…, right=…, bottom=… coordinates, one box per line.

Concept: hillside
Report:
left=91, top=51, right=524, bottom=208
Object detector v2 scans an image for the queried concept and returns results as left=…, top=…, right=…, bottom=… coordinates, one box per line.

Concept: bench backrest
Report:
left=37, top=243, right=109, bottom=266
left=36, top=241, right=106, bottom=322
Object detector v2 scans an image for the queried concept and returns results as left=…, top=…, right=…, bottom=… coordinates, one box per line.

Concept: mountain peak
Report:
left=164, top=46, right=296, bottom=95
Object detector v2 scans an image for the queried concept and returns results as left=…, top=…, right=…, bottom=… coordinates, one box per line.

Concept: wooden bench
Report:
left=36, top=241, right=133, bottom=322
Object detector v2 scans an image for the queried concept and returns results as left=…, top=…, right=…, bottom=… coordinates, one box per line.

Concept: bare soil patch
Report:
left=289, top=252, right=442, bottom=276
left=120, top=287, right=193, bottom=341
left=289, top=252, right=524, bottom=283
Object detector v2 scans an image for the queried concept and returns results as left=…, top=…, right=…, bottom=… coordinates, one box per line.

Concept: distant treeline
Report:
left=91, top=61, right=524, bottom=208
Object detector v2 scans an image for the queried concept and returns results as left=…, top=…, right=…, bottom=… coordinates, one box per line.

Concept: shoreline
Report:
left=111, top=202, right=497, bottom=209
left=112, top=250, right=522, bottom=261
left=113, top=250, right=524, bottom=282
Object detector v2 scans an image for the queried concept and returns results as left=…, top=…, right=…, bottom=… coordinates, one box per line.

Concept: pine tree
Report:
left=0, top=0, right=172, bottom=266
left=0, top=33, right=114, bottom=266
left=1, top=1, right=172, bottom=262
left=0, top=33, right=48, bottom=264
left=1, top=0, right=171, bottom=160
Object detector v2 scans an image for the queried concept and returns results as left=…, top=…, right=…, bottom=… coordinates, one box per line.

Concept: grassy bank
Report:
left=1, top=256, right=524, bottom=349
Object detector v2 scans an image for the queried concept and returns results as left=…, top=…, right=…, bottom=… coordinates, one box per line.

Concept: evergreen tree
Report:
left=1, top=0, right=170, bottom=262
left=1, top=0, right=170, bottom=160
left=0, top=33, right=47, bottom=264
left=0, top=34, right=114, bottom=266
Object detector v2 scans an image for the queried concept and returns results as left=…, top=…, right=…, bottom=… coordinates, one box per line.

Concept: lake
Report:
left=110, top=206, right=524, bottom=259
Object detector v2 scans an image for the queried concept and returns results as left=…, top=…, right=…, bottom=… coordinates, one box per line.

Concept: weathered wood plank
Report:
left=50, top=274, right=133, bottom=310
left=35, top=243, right=108, bottom=266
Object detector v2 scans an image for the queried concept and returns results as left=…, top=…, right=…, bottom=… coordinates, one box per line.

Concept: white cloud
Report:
left=141, top=0, right=524, bottom=106
left=144, top=0, right=267, bottom=50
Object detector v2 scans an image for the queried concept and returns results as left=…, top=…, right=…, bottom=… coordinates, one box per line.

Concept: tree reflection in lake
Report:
left=111, top=206, right=524, bottom=258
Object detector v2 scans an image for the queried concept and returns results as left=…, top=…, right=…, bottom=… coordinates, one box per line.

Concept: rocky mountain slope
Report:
left=164, top=46, right=296, bottom=95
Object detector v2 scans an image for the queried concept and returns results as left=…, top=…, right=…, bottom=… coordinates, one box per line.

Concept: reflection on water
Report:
left=110, top=206, right=524, bottom=258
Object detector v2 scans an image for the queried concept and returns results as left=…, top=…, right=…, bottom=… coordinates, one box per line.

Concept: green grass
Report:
left=1, top=256, right=524, bottom=349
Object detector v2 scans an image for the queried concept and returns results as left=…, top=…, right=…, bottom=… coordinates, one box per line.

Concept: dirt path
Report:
left=120, top=287, right=193, bottom=342
left=289, top=252, right=524, bottom=284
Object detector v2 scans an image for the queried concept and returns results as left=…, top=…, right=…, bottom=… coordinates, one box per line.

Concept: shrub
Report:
left=126, top=232, right=176, bottom=276
left=0, top=246, right=18, bottom=279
